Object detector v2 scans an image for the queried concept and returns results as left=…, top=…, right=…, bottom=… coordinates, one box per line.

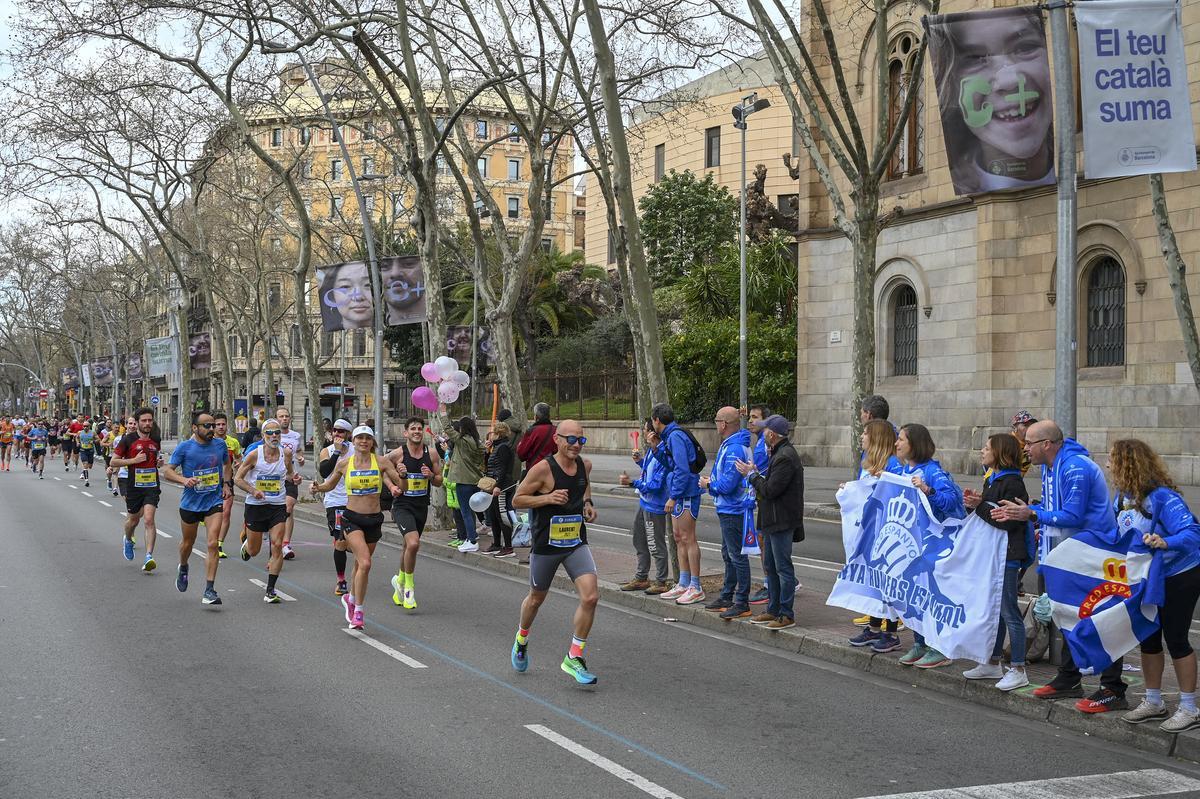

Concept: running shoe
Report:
left=852, top=614, right=871, bottom=626
left=913, top=649, right=951, bottom=669
left=334, top=580, right=348, bottom=596
left=176, top=565, right=188, bottom=593
left=457, top=541, right=479, bottom=553
left=1161, top=707, right=1200, bottom=733
left=447, top=538, right=464, bottom=548
left=341, top=593, right=356, bottom=625
left=84, top=480, right=89, bottom=487
left=202, top=587, right=222, bottom=606
left=142, top=555, right=156, bottom=573
left=749, top=587, right=769, bottom=605
left=350, top=608, right=364, bottom=630
left=217, top=542, right=227, bottom=560
left=870, top=633, right=902, bottom=653
left=676, top=587, right=706, bottom=605
left=403, top=588, right=416, bottom=610
left=511, top=639, right=529, bottom=672
left=659, top=583, right=688, bottom=600
left=1075, top=688, right=1128, bottom=713
left=240, top=540, right=250, bottom=561
left=111, top=487, right=118, bottom=496
left=560, top=655, right=597, bottom=685
left=391, top=574, right=404, bottom=606
left=264, top=591, right=281, bottom=604
left=995, top=668, right=1030, bottom=692
left=123, top=536, right=134, bottom=561
left=282, top=544, right=295, bottom=560
left=849, top=628, right=882, bottom=647
left=1124, top=700, right=1170, bottom=724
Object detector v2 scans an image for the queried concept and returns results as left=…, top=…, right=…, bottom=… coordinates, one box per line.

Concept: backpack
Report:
left=667, top=426, right=707, bottom=474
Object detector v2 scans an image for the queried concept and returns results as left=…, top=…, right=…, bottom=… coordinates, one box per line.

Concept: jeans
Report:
left=717, top=512, right=751, bottom=605
left=991, top=566, right=1026, bottom=666
left=455, top=483, right=478, bottom=542
left=632, top=508, right=669, bottom=582
left=762, top=530, right=796, bottom=620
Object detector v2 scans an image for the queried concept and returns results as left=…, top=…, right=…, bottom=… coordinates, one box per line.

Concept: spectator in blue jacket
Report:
left=700, top=406, right=754, bottom=619
left=992, top=419, right=1121, bottom=704
left=652, top=403, right=705, bottom=606
left=1110, top=439, right=1200, bottom=733
left=619, top=419, right=671, bottom=594
left=895, top=423, right=965, bottom=671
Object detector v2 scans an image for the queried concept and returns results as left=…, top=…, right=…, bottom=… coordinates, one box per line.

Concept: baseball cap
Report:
left=333, top=418, right=353, bottom=432
left=763, top=415, right=790, bottom=436
left=1010, top=410, right=1037, bottom=428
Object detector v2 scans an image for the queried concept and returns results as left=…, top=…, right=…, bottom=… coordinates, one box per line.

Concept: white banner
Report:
left=1076, top=0, right=1197, bottom=178
left=145, top=336, right=178, bottom=378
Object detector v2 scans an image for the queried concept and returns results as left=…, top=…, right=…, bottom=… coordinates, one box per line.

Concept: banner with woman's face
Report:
left=189, top=333, right=212, bottom=371
left=316, top=255, right=428, bottom=333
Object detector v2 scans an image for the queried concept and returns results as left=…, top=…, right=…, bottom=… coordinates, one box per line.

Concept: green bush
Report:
left=536, top=313, right=633, bottom=373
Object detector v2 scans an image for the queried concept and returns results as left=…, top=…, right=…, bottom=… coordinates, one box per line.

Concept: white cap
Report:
left=333, top=418, right=353, bottom=432
left=352, top=425, right=375, bottom=439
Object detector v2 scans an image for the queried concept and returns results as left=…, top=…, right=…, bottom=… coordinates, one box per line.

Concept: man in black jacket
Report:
left=737, top=415, right=803, bottom=630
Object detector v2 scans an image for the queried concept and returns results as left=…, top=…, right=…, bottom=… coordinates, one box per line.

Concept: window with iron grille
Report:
left=1086, top=256, right=1125, bottom=367
left=886, top=32, right=925, bottom=180
left=892, top=283, right=918, bottom=376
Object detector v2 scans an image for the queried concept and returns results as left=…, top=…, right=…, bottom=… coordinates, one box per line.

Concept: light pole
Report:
left=470, top=196, right=490, bottom=417
left=731, top=92, right=771, bottom=422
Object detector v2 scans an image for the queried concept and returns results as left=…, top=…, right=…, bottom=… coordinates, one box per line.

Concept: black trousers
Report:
left=1054, top=641, right=1125, bottom=695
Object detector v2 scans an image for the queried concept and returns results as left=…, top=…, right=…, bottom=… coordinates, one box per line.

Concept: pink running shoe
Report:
left=659, top=583, right=688, bottom=600
left=676, top=588, right=707, bottom=605
left=341, top=593, right=356, bottom=625
left=351, top=608, right=364, bottom=630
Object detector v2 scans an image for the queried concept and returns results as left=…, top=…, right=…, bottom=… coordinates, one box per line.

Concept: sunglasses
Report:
left=556, top=434, right=587, bottom=446
left=264, top=430, right=282, bottom=436
left=198, top=423, right=215, bottom=429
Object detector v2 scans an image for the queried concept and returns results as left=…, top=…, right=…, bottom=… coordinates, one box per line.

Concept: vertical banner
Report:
left=380, top=255, right=428, bottom=326
left=60, top=366, right=79, bottom=390
left=82, top=364, right=92, bottom=388
left=1075, top=0, right=1196, bottom=178
left=126, top=352, right=144, bottom=381
left=90, top=357, right=115, bottom=387
left=924, top=7, right=1056, bottom=195
left=188, top=333, right=212, bottom=371
left=145, top=336, right=178, bottom=377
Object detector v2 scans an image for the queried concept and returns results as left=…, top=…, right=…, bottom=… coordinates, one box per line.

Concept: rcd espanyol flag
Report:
left=1041, top=528, right=1164, bottom=673
left=829, top=473, right=1006, bottom=663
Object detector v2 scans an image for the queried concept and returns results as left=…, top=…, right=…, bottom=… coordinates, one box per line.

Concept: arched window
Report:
left=1086, top=257, right=1125, bottom=367
left=887, top=32, right=924, bottom=180
left=892, top=283, right=919, bottom=376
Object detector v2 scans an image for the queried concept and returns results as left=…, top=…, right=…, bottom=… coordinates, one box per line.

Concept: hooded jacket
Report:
left=708, top=428, right=753, bottom=515
left=661, top=421, right=701, bottom=502
left=1114, top=487, right=1200, bottom=578
left=632, top=443, right=669, bottom=515
left=900, top=459, right=965, bottom=522
left=1030, top=439, right=1114, bottom=538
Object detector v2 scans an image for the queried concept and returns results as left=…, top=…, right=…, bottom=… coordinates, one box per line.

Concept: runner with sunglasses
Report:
left=163, top=410, right=230, bottom=606
left=235, top=419, right=300, bottom=603
left=510, top=420, right=600, bottom=686
left=317, top=418, right=353, bottom=596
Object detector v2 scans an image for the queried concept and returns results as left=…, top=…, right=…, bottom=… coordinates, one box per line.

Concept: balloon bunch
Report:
left=411, top=356, right=471, bottom=412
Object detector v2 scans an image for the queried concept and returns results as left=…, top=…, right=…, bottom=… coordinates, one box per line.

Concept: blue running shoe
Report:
left=511, top=639, right=529, bottom=673
left=560, top=655, right=597, bottom=685
left=848, top=628, right=882, bottom=647
left=123, top=537, right=134, bottom=561
left=202, top=587, right=222, bottom=606
left=176, top=565, right=189, bottom=593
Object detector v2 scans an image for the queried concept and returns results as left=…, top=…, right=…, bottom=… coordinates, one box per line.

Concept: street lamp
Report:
left=731, top=92, right=771, bottom=423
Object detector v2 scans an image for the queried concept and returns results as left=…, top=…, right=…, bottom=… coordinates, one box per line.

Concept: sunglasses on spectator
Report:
left=198, top=423, right=215, bottom=429
left=556, top=434, right=587, bottom=446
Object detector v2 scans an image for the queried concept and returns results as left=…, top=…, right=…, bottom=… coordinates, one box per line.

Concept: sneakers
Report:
left=176, top=565, right=189, bottom=593
left=264, top=591, right=281, bottom=604
left=870, top=633, right=902, bottom=653
left=766, top=617, right=795, bottom=631
left=1160, top=706, right=1200, bottom=733
left=1075, top=688, right=1129, bottom=713
left=123, top=536, right=134, bottom=561
left=142, top=555, right=156, bottom=573
left=447, top=538, right=464, bottom=548
left=494, top=547, right=515, bottom=559
left=1123, top=700, right=1170, bottom=724
left=898, top=644, right=928, bottom=666
left=202, top=587, right=222, bottom=606
left=240, top=540, right=251, bottom=561
left=482, top=544, right=503, bottom=554
left=561, top=655, right=598, bottom=685
left=659, top=583, right=688, bottom=601
left=720, top=605, right=752, bottom=620
left=748, top=612, right=776, bottom=625
left=675, top=587, right=706, bottom=605
left=852, top=614, right=872, bottom=626
left=749, top=587, right=769, bottom=605
left=457, top=541, right=480, bottom=553
left=341, top=593, right=356, bottom=625
left=963, top=663, right=1005, bottom=680
left=282, top=544, right=295, bottom=560
left=620, top=578, right=651, bottom=592
left=644, top=581, right=670, bottom=595
left=914, top=649, right=951, bottom=669
left=217, top=542, right=227, bottom=559
left=704, top=596, right=733, bottom=612
left=849, top=629, right=883, bottom=647
left=403, top=588, right=417, bottom=610
left=511, top=639, right=529, bottom=673
left=996, top=668, right=1030, bottom=692
left=350, top=608, right=364, bottom=630
left=1033, top=682, right=1084, bottom=700
left=334, top=580, right=349, bottom=596
left=391, top=575, right=404, bottom=606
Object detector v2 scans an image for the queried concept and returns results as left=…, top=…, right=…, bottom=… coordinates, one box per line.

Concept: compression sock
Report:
left=516, top=626, right=530, bottom=645
left=334, top=549, right=347, bottom=579
left=1182, top=692, right=1197, bottom=712
left=404, top=571, right=414, bottom=589
left=267, top=573, right=279, bottom=592
left=679, top=571, right=691, bottom=589
left=569, top=636, right=586, bottom=659
left=205, top=580, right=215, bottom=592
left=1146, top=688, right=1163, bottom=706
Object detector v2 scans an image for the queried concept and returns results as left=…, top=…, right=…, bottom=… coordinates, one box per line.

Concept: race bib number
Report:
left=549, top=514, right=583, bottom=548
left=349, top=470, right=379, bottom=495
left=194, top=467, right=220, bottom=492
left=255, top=478, right=283, bottom=496
left=134, top=468, right=158, bottom=488
left=404, top=477, right=429, bottom=497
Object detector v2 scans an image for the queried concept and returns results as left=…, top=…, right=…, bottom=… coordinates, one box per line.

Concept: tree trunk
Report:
left=200, top=284, right=233, bottom=417
left=174, top=304, right=191, bottom=437
left=1150, top=173, right=1200, bottom=395
left=486, top=310, right=524, bottom=424
left=849, top=184, right=881, bottom=455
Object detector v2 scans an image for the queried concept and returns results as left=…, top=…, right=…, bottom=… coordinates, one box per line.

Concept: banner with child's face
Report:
left=924, top=7, right=1055, bottom=195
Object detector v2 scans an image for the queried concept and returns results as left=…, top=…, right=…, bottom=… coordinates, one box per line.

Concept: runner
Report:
left=99, top=422, right=116, bottom=491
left=12, top=415, right=26, bottom=467
left=163, top=410, right=230, bottom=606
left=317, top=418, right=353, bottom=595
left=106, top=416, right=134, bottom=497
left=64, top=413, right=85, bottom=472
left=0, top=415, right=13, bottom=471
left=310, top=426, right=402, bottom=630
left=214, top=412, right=242, bottom=559
left=509, top=419, right=600, bottom=686
left=77, top=423, right=96, bottom=487
left=47, top=417, right=60, bottom=460
left=275, top=407, right=305, bottom=560
left=236, top=419, right=300, bottom=603
left=28, top=418, right=48, bottom=478
left=109, top=408, right=161, bottom=571
left=387, top=416, right=443, bottom=610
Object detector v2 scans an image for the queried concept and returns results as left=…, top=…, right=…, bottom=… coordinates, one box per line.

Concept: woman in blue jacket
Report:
left=895, top=423, right=965, bottom=670
left=1110, top=439, right=1200, bottom=733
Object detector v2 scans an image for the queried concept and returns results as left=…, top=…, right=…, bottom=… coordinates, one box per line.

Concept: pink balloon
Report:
left=420, top=362, right=440, bottom=382
left=412, top=386, right=438, bottom=412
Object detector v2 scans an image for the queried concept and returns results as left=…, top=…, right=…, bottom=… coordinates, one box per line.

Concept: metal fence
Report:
left=386, top=370, right=639, bottom=422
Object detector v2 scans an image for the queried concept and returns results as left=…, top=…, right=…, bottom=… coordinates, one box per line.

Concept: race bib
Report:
left=194, top=467, right=220, bottom=492
left=404, top=477, right=429, bottom=497
left=549, top=514, right=583, bottom=548
left=134, top=467, right=158, bottom=488
left=349, top=470, right=379, bottom=495
left=255, top=477, right=283, bottom=496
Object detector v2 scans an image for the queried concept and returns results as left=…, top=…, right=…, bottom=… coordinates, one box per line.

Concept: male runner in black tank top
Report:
left=510, top=419, right=599, bottom=686
left=386, top=416, right=443, bottom=610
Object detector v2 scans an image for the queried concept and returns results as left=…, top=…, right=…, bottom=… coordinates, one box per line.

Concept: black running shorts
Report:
left=342, top=509, right=385, bottom=544
left=125, top=487, right=160, bottom=515
left=245, top=503, right=289, bottom=533
left=179, top=504, right=222, bottom=525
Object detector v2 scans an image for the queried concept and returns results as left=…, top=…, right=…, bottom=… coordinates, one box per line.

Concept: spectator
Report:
left=516, top=402, right=556, bottom=472
left=860, top=394, right=890, bottom=425
left=442, top=414, right=484, bottom=552
left=499, top=408, right=525, bottom=485
left=618, top=419, right=671, bottom=594
left=895, top=422, right=965, bottom=669
left=746, top=403, right=772, bottom=606
left=701, top=406, right=754, bottom=620
left=653, top=403, right=705, bottom=606
left=240, top=417, right=260, bottom=450
left=484, top=422, right=516, bottom=557
left=1008, top=410, right=1037, bottom=476
left=1110, top=439, right=1200, bottom=732
left=961, top=433, right=1032, bottom=691
left=991, top=419, right=1120, bottom=709
left=737, top=415, right=803, bottom=630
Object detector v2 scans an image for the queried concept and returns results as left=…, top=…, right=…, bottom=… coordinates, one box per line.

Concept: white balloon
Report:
left=469, top=491, right=494, bottom=513
left=434, top=356, right=458, bottom=380
left=437, top=382, right=461, bottom=404
left=451, top=370, right=470, bottom=388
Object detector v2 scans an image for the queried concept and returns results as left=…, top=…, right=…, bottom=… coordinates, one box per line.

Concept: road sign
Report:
left=151, top=395, right=160, bottom=406
left=38, top=389, right=48, bottom=398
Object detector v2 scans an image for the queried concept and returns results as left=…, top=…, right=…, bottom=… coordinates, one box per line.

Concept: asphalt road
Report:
left=6, top=461, right=1200, bottom=799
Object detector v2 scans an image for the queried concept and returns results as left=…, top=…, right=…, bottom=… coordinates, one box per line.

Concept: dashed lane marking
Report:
left=525, top=724, right=685, bottom=799
left=343, top=628, right=427, bottom=668
left=248, top=578, right=296, bottom=601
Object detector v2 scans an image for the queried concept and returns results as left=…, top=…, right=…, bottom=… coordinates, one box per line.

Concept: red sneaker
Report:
left=1033, top=683, right=1084, bottom=700
left=1075, top=688, right=1129, bottom=713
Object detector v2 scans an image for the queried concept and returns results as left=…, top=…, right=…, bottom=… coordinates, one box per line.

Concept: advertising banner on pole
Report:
left=315, top=255, right=427, bottom=332
left=60, top=366, right=79, bottom=389
left=145, top=336, right=177, bottom=378
left=126, top=352, right=144, bottom=381
left=924, top=6, right=1056, bottom=195
left=1075, top=0, right=1196, bottom=178
left=90, top=356, right=115, bottom=387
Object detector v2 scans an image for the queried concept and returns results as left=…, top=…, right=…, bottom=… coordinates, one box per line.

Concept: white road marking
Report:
left=524, top=724, right=685, bottom=799
left=81, top=491, right=92, bottom=497
left=68, top=484, right=76, bottom=489
left=192, top=549, right=206, bottom=559
left=248, top=578, right=296, bottom=601
left=158, top=532, right=172, bottom=539
left=53, top=476, right=60, bottom=481
left=99, top=501, right=112, bottom=507
left=343, top=628, right=427, bottom=668
left=858, top=768, right=1200, bottom=799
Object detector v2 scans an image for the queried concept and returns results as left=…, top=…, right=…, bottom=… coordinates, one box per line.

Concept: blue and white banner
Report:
left=828, top=473, right=1006, bottom=663
left=1042, top=528, right=1163, bottom=674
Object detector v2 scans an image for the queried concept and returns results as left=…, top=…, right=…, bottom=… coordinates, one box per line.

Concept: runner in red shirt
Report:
left=65, top=414, right=86, bottom=472
left=110, top=408, right=161, bottom=572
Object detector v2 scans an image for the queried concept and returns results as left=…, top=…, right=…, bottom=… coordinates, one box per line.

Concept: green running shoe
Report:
left=560, top=655, right=597, bottom=686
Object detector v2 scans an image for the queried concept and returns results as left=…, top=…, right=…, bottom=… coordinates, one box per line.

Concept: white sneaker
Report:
left=1161, top=706, right=1200, bottom=734
left=995, top=667, right=1029, bottom=692
left=659, top=583, right=688, bottom=600
left=458, top=541, right=479, bottom=553
left=1123, top=699, right=1170, bottom=724
left=676, top=587, right=706, bottom=605
left=963, top=663, right=1004, bottom=680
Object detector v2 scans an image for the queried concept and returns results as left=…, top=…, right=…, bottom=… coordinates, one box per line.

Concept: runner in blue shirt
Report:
left=163, top=410, right=230, bottom=606
left=28, top=420, right=48, bottom=478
